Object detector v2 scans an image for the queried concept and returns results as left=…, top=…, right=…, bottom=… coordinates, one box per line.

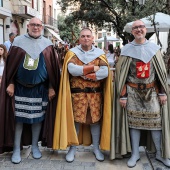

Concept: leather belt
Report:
left=71, top=87, right=102, bottom=93
left=16, top=80, right=42, bottom=88
left=127, top=81, right=156, bottom=90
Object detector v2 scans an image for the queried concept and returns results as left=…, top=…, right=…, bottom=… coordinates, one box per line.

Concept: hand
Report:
left=120, top=98, right=127, bottom=108
left=6, top=84, right=14, bottom=97
left=159, top=95, right=167, bottom=105
left=48, top=88, right=56, bottom=101
left=94, top=66, right=100, bottom=72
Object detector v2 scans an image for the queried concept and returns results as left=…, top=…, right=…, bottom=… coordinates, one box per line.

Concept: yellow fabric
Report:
left=53, top=51, right=112, bottom=150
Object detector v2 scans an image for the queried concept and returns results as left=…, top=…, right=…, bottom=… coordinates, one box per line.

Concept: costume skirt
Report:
left=127, top=85, right=161, bottom=130
left=14, top=82, right=48, bottom=124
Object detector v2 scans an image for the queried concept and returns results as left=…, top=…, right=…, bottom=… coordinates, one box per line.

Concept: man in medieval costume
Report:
left=53, top=28, right=112, bottom=162
left=110, top=20, right=170, bottom=168
left=0, top=17, right=60, bottom=164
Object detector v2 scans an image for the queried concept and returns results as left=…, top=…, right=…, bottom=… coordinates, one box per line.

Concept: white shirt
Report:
left=4, top=40, right=12, bottom=52
left=106, top=52, right=115, bottom=67
left=0, top=58, right=5, bottom=76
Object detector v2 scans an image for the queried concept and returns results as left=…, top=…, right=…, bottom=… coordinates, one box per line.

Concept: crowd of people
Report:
left=0, top=17, right=170, bottom=169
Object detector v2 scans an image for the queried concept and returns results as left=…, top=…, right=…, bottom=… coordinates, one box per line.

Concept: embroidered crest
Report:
left=23, top=53, right=39, bottom=70
left=136, top=61, right=150, bottom=78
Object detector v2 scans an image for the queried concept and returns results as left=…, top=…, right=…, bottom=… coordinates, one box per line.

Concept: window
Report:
left=54, top=9, right=57, bottom=19
left=116, top=42, right=120, bottom=47
left=98, top=33, right=102, bottom=38
left=49, top=5, right=52, bottom=17
left=98, top=43, right=102, bottom=49
left=102, top=32, right=106, bottom=37
left=0, top=0, right=3, bottom=7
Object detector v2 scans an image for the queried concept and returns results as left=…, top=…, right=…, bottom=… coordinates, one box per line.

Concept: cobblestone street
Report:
left=0, top=145, right=169, bottom=170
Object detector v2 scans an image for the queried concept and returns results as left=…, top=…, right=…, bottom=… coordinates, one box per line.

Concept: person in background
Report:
left=54, top=40, right=58, bottom=49
left=56, top=41, right=65, bottom=67
left=116, top=45, right=121, bottom=57
left=0, top=17, right=60, bottom=164
left=69, top=44, right=73, bottom=49
left=0, top=44, right=7, bottom=87
left=53, top=28, right=112, bottom=163
left=64, top=44, right=69, bottom=52
left=4, top=33, right=16, bottom=52
left=106, top=44, right=115, bottom=68
left=110, top=20, right=170, bottom=168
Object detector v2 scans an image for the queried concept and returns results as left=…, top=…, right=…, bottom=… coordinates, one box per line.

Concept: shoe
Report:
left=156, top=154, right=170, bottom=167
left=127, top=155, right=140, bottom=168
left=11, top=149, right=21, bottom=164
left=32, top=146, right=42, bottom=159
left=93, top=149, right=104, bottom=162
left=66, top=146, right=76, bottom=163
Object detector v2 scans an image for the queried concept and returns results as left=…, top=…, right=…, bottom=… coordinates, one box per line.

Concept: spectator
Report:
left=4, top=33, right=16, bottom=52
left=106, top=44, right=115, bottom=68
left=0, top=44, right=7, bottom=87
left=56, top=41, right=65, bottom=66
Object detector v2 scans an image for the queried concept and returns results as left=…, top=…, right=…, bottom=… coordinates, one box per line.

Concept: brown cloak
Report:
left=0, top=45, right=60, bottom=154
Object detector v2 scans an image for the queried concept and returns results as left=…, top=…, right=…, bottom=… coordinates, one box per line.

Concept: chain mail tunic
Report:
left=126, top=58, right=161, bottom=130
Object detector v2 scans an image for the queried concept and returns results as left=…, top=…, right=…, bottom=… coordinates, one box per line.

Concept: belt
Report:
left=71, top=87, right=102, bottom=93
left=127, top=81, right=156, bottom=90
left=16, top=80, right=42, bottom=88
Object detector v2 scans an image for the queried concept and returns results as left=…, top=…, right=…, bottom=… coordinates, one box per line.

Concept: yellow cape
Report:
left=53, top=51, right=113, bottom=150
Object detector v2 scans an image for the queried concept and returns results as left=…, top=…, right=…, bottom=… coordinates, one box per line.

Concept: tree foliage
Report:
left=57, top=0, right=168, bottom=45
left=57, top=15, right=80, bottom=43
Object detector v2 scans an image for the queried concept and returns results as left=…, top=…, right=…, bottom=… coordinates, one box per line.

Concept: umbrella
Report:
left=124, top=12, right=170, bottom=33
left=95, top=36, right=120, bottom=42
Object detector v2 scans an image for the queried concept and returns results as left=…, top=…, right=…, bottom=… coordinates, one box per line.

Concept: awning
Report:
left=45, top=27, right=63, bottom=42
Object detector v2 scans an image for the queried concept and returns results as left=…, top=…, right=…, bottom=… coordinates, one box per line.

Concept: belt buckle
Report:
left=138, top=83, right=146, bottom=90
left=84, top=87, right=96, bottom=93
left=91, top=87, right=96, bottom=93
left=84, top=87, right=90, bottom=93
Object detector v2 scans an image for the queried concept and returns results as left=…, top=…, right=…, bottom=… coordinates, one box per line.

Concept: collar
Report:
left=121, top=40, right=160, bottom=63
left=70, top=45, right=105, bottom=64
left=12, top=34, right=53, bottom=59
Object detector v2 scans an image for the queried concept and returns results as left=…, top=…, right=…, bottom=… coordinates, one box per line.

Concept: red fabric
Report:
left=136, top=61, right=150, bottom=78
left=0, top=45, right=60, bottom=153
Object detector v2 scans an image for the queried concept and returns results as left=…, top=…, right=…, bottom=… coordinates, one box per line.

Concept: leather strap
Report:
left=127, top=81, right=156, bottom=90
left=16, top=80, right=43, bottom=88
left=71, top=87, right=102, bottom=93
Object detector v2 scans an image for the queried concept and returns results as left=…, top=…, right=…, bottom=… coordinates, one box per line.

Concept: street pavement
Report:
left=0, top=145, right=170, bottom=170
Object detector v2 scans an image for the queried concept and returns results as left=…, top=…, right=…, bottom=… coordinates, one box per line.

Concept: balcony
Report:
left=13, top=5, right=40, bottom=19
left=43, top=15, right=58, bottom=29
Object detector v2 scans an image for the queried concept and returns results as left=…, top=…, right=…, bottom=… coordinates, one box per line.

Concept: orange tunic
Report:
left=69, top=56, right=107, bottom=124
left=53, top=51, right=112, bottom=151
